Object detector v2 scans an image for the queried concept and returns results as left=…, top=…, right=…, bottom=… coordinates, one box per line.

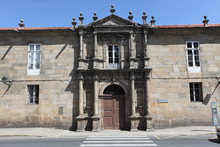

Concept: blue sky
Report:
left=0, top=0, right=219, bottom=27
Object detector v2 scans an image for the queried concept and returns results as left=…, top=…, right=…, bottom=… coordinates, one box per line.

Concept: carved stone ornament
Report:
left=102, top=34, right=125, bottom=43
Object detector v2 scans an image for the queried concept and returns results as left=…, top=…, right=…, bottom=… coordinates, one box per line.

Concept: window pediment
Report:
left=102, top=34, right=125, bottom=43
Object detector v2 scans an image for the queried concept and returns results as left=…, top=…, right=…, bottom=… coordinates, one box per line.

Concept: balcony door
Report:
left=108, top=45, right=120, bottom=69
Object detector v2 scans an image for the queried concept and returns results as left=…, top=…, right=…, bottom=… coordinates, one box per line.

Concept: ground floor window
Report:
left=189, top=82, right=203, bottom=102
left=28, top=85, right=39, bottom=104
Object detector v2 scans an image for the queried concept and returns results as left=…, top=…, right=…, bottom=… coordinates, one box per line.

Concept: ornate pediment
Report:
left=102, top=20, right=119, bottom=26
left=91, top=14, right=136, bottom=27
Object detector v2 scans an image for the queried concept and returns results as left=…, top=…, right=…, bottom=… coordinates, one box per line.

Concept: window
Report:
left=108, top=45, right=120, bottom=69
left=186, top=41, right=201, bottom=72
left=189, top=82, right=203, bottom=102
left=28, top=44, right=41, bottom=75
left=28, top=85, right=39, bottom=104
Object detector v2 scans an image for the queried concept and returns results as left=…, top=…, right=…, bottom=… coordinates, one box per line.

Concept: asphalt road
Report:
left=0, top=134, right=219, bottom=147
left=0, top=137, right=84, bottom=147
left=151, top=134, right=220, bottom=147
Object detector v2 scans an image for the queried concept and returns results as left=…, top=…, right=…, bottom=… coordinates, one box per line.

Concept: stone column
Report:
left=129, top=72, right=139, bottom=131
left=78, top=31, right=85, bottom=69
left=93, top=32, right=99, bottom=69
left=129, top=32, right=136, bottom=69
left=93, top=75, right=99, bottom=116
left=144, top=30, right=150, bottom=69
left=130, top=32, right=135, bottom=58
left=130, top=73, right=136, bottom=116
left=145, top=74, right=153, bottom=131
left=120, top=41, right=124, bottom=69
left=79, top=31, right=84, bottom=58
left=94, top=32, right=98, bottom=59
left=92, top=75, right=101, bottom=131
left=76, top=73, right=86, bottom=132
left=79, top=74, right=84, bottom=116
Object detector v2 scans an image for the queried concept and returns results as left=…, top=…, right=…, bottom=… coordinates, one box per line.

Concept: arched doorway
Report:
left=102, top=84, right=125, bottom=130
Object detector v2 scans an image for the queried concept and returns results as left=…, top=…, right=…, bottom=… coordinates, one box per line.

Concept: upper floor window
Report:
left=28, top=44, right=41, bottom=75
left=108, top=45, right=120, bottom=69
left=186, top=41, right=201, bottom=72
left=189, top=82, right=203, bottom=102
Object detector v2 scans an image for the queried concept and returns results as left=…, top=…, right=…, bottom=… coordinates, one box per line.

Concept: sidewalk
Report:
left=0, top=126, right=216, bottom=138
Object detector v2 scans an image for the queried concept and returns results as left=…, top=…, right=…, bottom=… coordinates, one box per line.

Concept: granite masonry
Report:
left=0, top=6, right=220, bottom=131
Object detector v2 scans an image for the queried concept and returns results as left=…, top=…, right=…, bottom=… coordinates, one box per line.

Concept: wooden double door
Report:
left=102, top=95, right=125, bottom=130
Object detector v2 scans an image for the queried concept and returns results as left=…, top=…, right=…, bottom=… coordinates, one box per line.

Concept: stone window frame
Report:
left=27, top=43, right=41, bottom=75
left=186, top=41, right=201, bottom=73
left=27, top=85, right=39, bottom=104
left=189, top=82, right=203, bottom=102
left=107, top=44, right=120, bottom=69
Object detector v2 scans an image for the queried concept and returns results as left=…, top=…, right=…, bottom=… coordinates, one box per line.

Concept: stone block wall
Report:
left=148, top=29, right=220, bottom=128
left=1, top=27, right=220, bottom=130
left=0, top=31, right=78, bottom=129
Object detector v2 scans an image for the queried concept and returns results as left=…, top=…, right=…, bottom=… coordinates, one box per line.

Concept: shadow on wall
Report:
left=55, top=44, right=68, bottom=59
left=203, top=82, right=220, bottom=105
left=1, top=45, right=13, bottom=98
left=1, top=45, right=13, bottom=60
left=65, top=42, right=79, bottom=131
left=65, top=69, right=78, bottom=131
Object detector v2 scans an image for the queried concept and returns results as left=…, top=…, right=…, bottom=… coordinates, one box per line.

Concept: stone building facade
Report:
left=0, top=6, right=220, bottom=131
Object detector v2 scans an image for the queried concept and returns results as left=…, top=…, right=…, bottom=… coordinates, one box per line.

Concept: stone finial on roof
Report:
left=150, top=16, right=156, bottom=27
left=18, top=19, right=25, bottom=28
left=72, top=18, right=77, bottom=29
left=142, top=12, right=147, bottom=25
left=110, top=5, right=115, bottom=14
left=78, top=13, right=84, bottom=25
left=93, top=12, right=98, bottom=22
left=128, top=11, right=133, bottom=21
left=202, top=16, right=209, bottom=27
